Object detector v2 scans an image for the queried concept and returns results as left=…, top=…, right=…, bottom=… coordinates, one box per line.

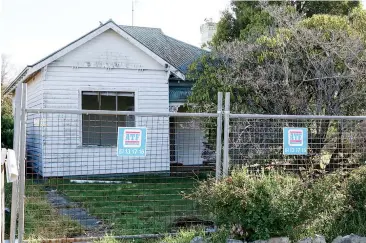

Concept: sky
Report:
left=0, top=0, right=230, bottom=70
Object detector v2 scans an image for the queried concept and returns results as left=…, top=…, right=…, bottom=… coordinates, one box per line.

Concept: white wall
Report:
left=25, top=70, right=44, bottom=174
left=40, top=29, right=170, bottom=177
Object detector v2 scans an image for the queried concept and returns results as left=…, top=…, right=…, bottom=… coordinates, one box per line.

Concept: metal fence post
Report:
left=10, top=84, right=23, bottom=243
left=1, top=150, right=5, bottom=243
left=18, top=83, right=27, bottom=242
left=215, top=92, right=223, bottom=181
left=223, top=92, right=230, bottom=177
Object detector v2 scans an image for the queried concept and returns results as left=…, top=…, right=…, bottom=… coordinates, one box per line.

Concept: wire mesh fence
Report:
left=12, top=92, right=366, bottom=241
left=24, top=110, right=218, bottom=239
left=228, top=115, right=366, bottom=175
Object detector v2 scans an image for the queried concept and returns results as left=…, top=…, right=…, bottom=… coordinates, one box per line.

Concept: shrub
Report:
left=325, top=166, right=366, bottom=238
left=189, top=169, right=305, bottom=240
left=189, top=169, right=349, bottom=241
left=157, top=228, right=229, bottom=243
left=1, top=94, right=13, bottom=148
left=295, top=173, right=347, bottom=240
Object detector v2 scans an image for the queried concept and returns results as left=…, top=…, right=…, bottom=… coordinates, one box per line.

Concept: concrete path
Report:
left=46, top=189, right=102, bottom=230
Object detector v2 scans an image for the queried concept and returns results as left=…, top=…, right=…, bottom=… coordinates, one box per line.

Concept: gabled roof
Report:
left=4, top=20, right=206, bottom=95
left=120, top=25, right=206, bottom=74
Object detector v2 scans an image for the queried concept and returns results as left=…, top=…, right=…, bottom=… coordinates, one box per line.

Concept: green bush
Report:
left=189, top=169, right=350, bottom=241
left=1, top=94, right=13, bottom=148
left=325, top=166, right=366, bottom=237
left=157, top=228, right=229, bottom=243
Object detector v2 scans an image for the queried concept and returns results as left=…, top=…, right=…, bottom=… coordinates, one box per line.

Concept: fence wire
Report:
left=20, top=107, right=366, bottom=241
left=229, top=116, right=366, bottom=174
left=24, top=111, right=217, bottom=239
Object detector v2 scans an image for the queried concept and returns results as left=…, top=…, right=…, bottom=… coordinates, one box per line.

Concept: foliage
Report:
left=1, top=54, right=15, bottom=149
left=189, top=170, right=302, bottom=240
left=159, top=229, right=203, bottom=243
left=156, top=227, right=229, bottom=243
left=298, top=0, right=360, bottom=17
left=1, top=89, right=13, bottom=148
left=189, top=5, right=366, bottom=171
left=212, top=1, right=360, bottom=46
left=212, top=1, right=276, bottom=46
left=189, top=168, right=366, bottom=241
left=329, top=166, right=366, bottom=236
left=349, top=7, right=366, bottom=41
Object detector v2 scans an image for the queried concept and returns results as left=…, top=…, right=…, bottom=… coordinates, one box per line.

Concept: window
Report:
left=82, top=91, right=135, bottom=146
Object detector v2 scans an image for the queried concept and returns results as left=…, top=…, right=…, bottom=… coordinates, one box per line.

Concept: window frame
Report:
left=78, top=88, right=139, bottom=147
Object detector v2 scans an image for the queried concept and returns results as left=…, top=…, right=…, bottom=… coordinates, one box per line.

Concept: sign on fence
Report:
left=283, top=127, right=308, bottom=155
left=117, top=127, right=147, bottom=157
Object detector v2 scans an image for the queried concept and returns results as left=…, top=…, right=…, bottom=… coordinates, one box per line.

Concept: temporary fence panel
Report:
left=228, top=113, right=366, bottom=174
left=18, top=86, right=366, bottom=242
left=21, top=105, right=221, bottom=240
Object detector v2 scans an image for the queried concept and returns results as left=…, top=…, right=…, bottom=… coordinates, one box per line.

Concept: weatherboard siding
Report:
left=25, top=70, right=44, bottom=174
left=40, top=30, right=170, bottom=177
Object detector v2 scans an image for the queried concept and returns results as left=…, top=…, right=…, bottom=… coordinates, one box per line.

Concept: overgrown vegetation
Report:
left=1, top=54, right=14, bottom=148
left=189, top=166, right=366, bottom=241
left=1, top=93, right=13, bottom=148
left=92, top=228, right=229, bottom=243
left=189, top=3, right=366, bottom=173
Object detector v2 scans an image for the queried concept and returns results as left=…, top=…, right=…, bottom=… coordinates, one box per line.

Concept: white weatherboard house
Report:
left=4, top=20, right=209, bottom=177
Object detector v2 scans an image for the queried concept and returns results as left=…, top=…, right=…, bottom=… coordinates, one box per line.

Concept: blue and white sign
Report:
left=283, top=127, right=308, bottom=155
left=117, top=127, right=147, bottom=157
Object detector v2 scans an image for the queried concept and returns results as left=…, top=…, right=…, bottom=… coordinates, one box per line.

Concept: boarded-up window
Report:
left=82, top=91, right=135, bottom=146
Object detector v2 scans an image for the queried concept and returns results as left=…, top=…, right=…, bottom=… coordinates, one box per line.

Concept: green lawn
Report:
left=5, top=182, right=83, bottom=240
left=24, top=174, right=208, bottom=239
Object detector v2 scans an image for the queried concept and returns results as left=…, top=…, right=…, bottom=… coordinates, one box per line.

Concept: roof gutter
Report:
left=3, top=67, right=30, bottom=95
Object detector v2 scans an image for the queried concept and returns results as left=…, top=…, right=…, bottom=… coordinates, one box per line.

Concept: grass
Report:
left=5, top=182, right=83, bottom=240
left=93, top=227, right=230, bottom=243
left=23, top=174, right=208, bottom=239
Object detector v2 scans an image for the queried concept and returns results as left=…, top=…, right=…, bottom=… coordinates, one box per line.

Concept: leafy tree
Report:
left=1, top=93, right=13, bottom=149
left=212, top=1, right=275, bottom=46
left=212, top=1, right=360, bottom=46
left=1, top=54, right=15, bottom=149
left=188, top=6, right=366, bottom=172
left=297, top=0, right=360, bottom=17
